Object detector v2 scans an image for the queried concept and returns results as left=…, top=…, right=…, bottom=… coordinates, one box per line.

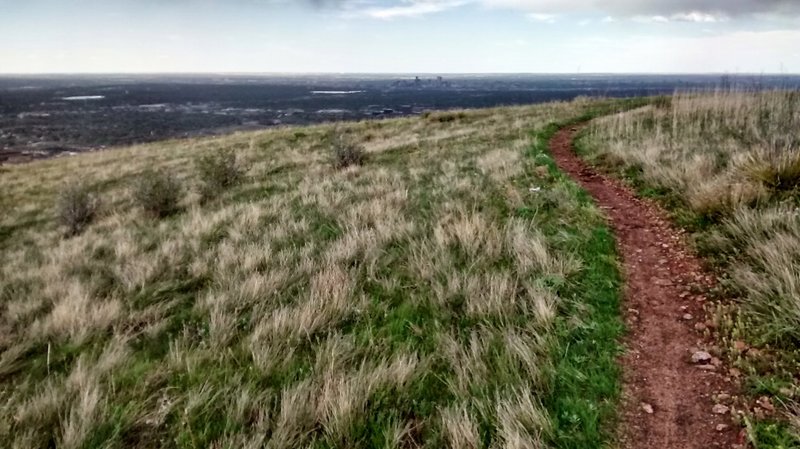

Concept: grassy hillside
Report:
left=1, top=99, right=629, bottom=448
left=578, top=91, right=800, bottom=446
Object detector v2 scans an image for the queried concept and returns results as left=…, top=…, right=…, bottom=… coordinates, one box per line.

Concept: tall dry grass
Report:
left=583, top=90, right=800, bottom=342
left=581, top=90, right=800, bottom=443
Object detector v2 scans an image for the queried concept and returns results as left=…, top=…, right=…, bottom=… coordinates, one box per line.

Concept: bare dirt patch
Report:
left=549, top=126, right=744, bottom=449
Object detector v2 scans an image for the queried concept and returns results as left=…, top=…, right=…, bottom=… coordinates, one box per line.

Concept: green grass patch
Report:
left=527, top=121, right=625, bottom=449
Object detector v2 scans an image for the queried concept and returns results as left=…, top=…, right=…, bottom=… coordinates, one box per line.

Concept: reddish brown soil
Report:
left=549, top=126, right=744, bottom=449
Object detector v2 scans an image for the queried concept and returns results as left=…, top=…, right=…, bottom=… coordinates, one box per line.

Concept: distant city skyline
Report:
left=1, top=0, right=799, bottom=74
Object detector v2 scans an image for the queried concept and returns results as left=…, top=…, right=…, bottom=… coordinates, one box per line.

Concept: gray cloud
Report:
left=318, top=0, right=800, bottom=18
left=488, top=0, right=800, bottom=17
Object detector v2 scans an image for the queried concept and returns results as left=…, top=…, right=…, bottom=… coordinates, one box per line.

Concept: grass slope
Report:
left=578, top=90, right=800, bottom=448
left=0, top=99, right=631, bottom=449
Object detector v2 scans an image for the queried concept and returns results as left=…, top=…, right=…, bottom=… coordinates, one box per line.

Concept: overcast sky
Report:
left=1, top=0, right=799, bottom=73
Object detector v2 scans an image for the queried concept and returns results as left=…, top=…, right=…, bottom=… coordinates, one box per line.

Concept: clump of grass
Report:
left=719, top=206, right=800, bottom=341
left=686, top=177, right=767, bottom=220
left=331, top=133, right=365, bottom=169
left=132, top=169, right=182, bottom=218
left=57, top=182, right=99, bottom=237
left=790, top=403, right=800, bottom=441
left=737, top=148, right=800, bottom=193
left=195, top=148, right=245, bottom=201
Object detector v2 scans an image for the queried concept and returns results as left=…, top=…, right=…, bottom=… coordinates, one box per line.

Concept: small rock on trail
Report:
left=692, top=351, right=713, bottom=364
left=713, top=404, right=730, bottom=415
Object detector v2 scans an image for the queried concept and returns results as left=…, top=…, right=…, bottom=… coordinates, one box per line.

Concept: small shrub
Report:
left=195, top=148, right=245, bottom=201
left=652, top=96, right=672, bottom=110
left=57, top=183, right=99, bottom=237
left=133, top=170, right=182, bottom=218
left=426, top=111, right=467, bottom=123
left=331, top=134, right=365, bottom=169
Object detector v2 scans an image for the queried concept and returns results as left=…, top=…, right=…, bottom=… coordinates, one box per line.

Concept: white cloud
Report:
left=671, top=11, right=725, bottom=23
left=527, top=13, right=557, bottom=23
left=633, top=15, right=669, bottom=24
left=360, top=0, right=468, bottom=19
left=630, top=11, right=725, bottom=24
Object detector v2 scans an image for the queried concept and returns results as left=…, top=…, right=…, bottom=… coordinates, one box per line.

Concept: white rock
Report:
left=712, top=404, right=730, bottom=415
left=691, top=351, right=713, bottom=364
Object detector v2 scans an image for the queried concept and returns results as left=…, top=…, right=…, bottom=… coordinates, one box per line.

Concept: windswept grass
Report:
left=578, top=90, right=800, bottom=447
left=0, top=98, right=629, bottom=448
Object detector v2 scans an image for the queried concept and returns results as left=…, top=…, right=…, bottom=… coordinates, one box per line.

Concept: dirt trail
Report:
left=549, top=126, right=743, bottom=449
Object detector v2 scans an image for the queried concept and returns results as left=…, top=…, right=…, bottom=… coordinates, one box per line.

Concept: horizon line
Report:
left=2, top=71, right=800, bottom=77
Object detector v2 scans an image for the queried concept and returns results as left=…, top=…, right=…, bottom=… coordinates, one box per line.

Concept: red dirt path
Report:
left=549, top=126, right=743, bottom=449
